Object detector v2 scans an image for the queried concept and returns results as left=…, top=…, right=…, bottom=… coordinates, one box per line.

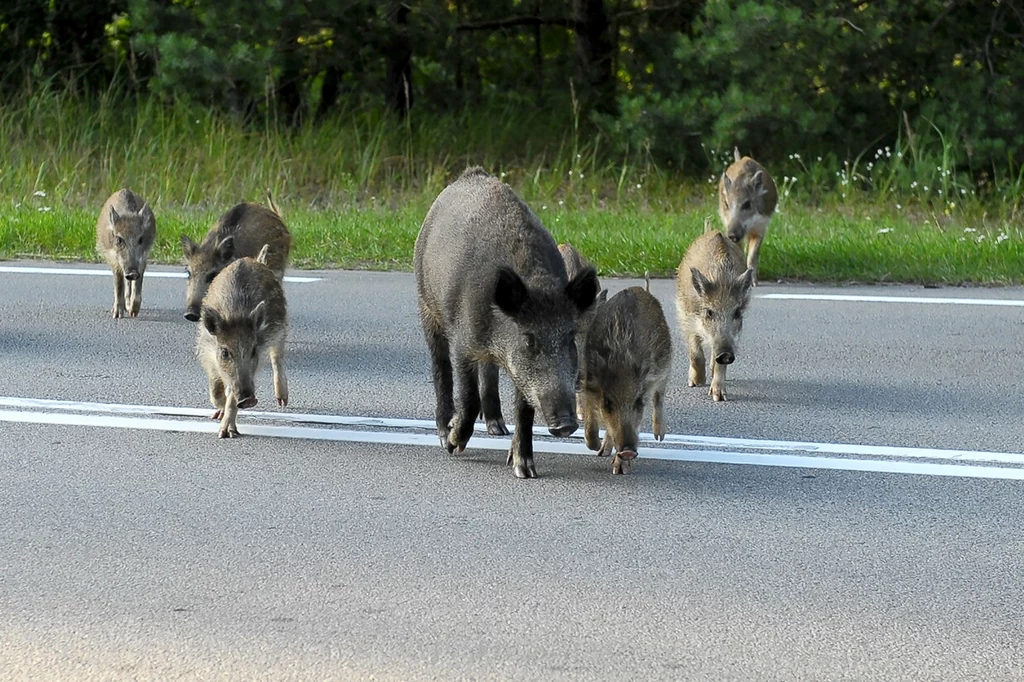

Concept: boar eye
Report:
left=733, top=309, right=742, bottom=321
left=219, top=348, right=231, bottom=360
left=741, top=200, right=752, bottom=211
left=634, top=397, right=644, bottom=411
left=525, top=333, right=537, bottom=349
left=602, top=397, right=614, bottom=412
left=251, top=347, right=258, bottom=359
left=705, top=308, right=715, bottom=320
left=138, top=236, right=144, bottom=245
left=115, top=236, right=126, bottom=248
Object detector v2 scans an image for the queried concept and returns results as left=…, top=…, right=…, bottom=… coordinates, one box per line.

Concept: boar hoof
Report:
left=486, top=417, right=510, bottom=436
left=111, top=306, right=125, bottom=319
left=709, top=388, right=727, bottom=402
left=513, top=462, right=538, bottom=479
left=218, top=426, right=240, bottom=439
left=211, top=410, right=223, bottom=420
left=597, top=443, right=611, bottom=457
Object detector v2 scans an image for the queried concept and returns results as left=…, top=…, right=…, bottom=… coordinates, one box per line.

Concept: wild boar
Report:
left=181, top=202, right=291, bottom=321
left=414, top=167, right=599, bottom=479
left=719, top=147, right=778, bottom=285
left=580, top=280, right=672, bottom=475
left=196, top=245, right=288, bottom=439
left=95, top=189, right=156, bottom=319
left=676, top=231, right=754, bottom=402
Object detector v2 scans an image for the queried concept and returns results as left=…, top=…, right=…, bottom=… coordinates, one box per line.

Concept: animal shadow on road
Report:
left=734, top=377, right=1003, bottom=419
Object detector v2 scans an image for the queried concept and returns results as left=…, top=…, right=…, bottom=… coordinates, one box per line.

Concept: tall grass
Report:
left=0, top=86, right=1021, bottom=283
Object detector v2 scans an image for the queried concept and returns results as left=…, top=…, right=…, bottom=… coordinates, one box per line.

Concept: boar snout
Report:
left=726, top=226, right=744, bottom=243
left=548, top=415, right=579, bottom=438
left=125, top=268, right=141, bottom=281
left=184, top=306, right=201, bottom=322
left=715, top=351, right=735, bottom=365
left=237, top=395, right=258, bottom=409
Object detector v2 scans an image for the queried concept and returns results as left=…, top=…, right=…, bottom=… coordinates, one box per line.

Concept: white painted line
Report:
left=2, top=408, right=1023, bottom=480
left=0, top=265, right=320, bottom=283
left=3, top=396, right=1022, bottom=468
left=759, top=293, right=1024, bottom=307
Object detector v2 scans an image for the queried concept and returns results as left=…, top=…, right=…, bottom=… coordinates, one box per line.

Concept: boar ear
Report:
left=250, top=300, right=269, bottom=332
left=690, top=267, right=713, bottom=297
left=256, top=244, right=270, bottom=265
left=734, top=268, right=755, bottom=296
left=721, top=173, right=732, bottom=192
left=752, top=170, right=765, bottom=193
left=596, top=289, right=608, bottom=304
left=566, top=266, right=599, bottom=313
left=734, top=147, right=742, bottom=162
left=494, top=267, right=529, bottom=317
left=201, top=306, right=221, bottom=336
left=216, top=236, right=235, bottom=262
left=109, top=205, right=120, bottom=224
left=181, top=234, right=197, bottom=258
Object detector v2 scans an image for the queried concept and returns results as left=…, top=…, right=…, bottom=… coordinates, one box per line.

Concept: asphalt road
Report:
left=2, top=262, right=1023, bottom=680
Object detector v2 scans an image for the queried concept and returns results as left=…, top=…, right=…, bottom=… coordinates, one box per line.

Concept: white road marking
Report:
left=2, top=397, right=1023, bottom=480
left=758, top=293, right=1024, bottom=307
left=1, top=396, right=1021, bottom=467
left=0, top=265, right=320, bottom=283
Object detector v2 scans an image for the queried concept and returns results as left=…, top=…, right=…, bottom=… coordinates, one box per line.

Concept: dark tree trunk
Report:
left=571, top=0, right=616, bottom=115
left=534, top=0, right=543, bottom=105
left=316, top=65, right=342, bottom=121
left=384, top=2, right=413, bottom=117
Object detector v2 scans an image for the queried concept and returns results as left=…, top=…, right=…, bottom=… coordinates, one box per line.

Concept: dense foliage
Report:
left=1, top=0, right=1021, bottom=182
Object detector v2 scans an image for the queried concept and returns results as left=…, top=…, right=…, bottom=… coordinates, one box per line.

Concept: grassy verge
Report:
left=4, top=198, right=1021, bottom=284
left=1, top=88, right=1021, bottom=284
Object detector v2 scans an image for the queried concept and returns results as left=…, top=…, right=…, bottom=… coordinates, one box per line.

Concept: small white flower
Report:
left=558, top=200, right=564, bottom=206
left=976, top=234, right=986, bottom=243
left=958, top=237, right=966, bottom=242
left=964, top=228, right=977, bottom=233
left=911, top=181, right=918, bottom=189
left=578, top=172, right=584, bottom=179
left=895, top=204, right=902, bottom=210
left=923, top=186, right=929, bottom=192
left=33, top=190, right=46, bottom=197
left=877, top=228, right=891, bottom=234
left=996, top=233, right=1009, bottom=244
left=817, top=156, right=822, bottom=162
left=542, top=205, right=547, bottom=210
left=636, top=184, right=642, bottom=189
left=38, top=206, right=52, bottom=212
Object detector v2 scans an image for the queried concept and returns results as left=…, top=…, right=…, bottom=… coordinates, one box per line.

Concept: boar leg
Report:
left=448, top=353, right=481, bottom=453
left=687, top=333, right=707, bottom=387
left=652, top=386, right=667, bottom=441
left=478, top=362, right=509, bottom=435
left=270, top=339, right=289, bottom=407
left=208, top=375, right=226, bottom=420
left=507, top=389, right=537, bottom=479
left=746, top=230, right=764, bottom=286
left=218, top=387, right=241, bottom=438
left=583, top=396, right=602, bottom=452
left=424, top=324, right=455, bottom=449
left=111, top=268, right=127, bottom=319
left=709, top=361, right=728, bottom=402
left=128, top=274, right=144, bottom=317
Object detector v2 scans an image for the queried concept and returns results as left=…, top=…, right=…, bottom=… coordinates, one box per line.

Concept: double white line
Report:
left=2, top=396, right=1023, bottom=480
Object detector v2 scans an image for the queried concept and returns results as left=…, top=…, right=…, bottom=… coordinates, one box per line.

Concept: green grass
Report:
left=1, top=87, right=1022, bottom=284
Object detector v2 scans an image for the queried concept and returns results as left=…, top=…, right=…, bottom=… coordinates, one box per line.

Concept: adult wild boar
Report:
left=414, top=168, right=599, bottom=479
